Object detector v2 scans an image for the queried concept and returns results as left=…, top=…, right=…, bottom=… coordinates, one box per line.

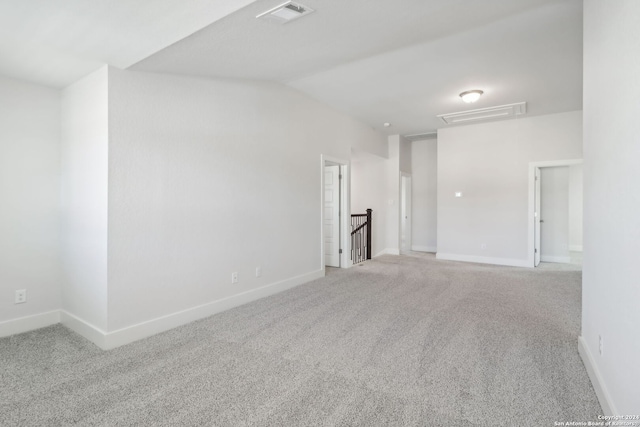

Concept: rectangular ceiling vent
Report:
left=437, top=102, right=527, bottom=125
left=257, top=1, right=315, bottom=24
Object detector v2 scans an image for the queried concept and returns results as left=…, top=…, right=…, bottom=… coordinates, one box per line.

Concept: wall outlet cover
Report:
left=15, top=289, right=27, bottom=304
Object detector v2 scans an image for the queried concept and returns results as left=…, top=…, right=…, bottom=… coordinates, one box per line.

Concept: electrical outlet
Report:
left=481, top=243, right=487, bottom=250
left=599, top=335, right=603, bottom=356
left=255, top=267, right=261, bottom=277
left=231, top=272, right=238, bottom=284
left=15, top=289, right=27, bottom=304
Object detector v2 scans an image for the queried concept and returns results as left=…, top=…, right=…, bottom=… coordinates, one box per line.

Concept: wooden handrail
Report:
left=351, top=222, right=367, bottom=235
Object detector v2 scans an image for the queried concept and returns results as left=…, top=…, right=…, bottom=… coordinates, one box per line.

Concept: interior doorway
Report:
left=401, top=174, right=412, bottom=252
left=324, top=163, right=341, bottom=267
left=322, top=156, right=350, bottom=269
left=529, top=159, right=583, bottom=267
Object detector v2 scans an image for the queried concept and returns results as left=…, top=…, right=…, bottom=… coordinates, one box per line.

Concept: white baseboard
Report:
left=411, top=245, right=437, bottom=253
left=578, top=336, right=617, bottom=416
left=540, top=255, right=571, bottom=263
left=374, top=248, right=400, bottom=257
left=60, top=310, right=108, bottom=348
left=436, top=253, right=530, bottom=268
left=0, top=310, right=61, bottom=338
left=569, top=245, right=583, bottom=252
left=65, top=269, right=325, bottom=350
left=4, top=270, right=325, bottom=350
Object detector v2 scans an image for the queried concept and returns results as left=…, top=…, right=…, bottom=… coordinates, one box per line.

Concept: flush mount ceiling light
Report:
left=257, top=1, right=314, bottom=24
left=459, top=90, right=484, bottom=103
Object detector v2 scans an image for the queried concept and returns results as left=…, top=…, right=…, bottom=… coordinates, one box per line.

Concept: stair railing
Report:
left=351, top=209, right=372, bottom=264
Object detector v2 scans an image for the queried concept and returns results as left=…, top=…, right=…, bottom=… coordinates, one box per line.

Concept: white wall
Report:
left=399, top=137, right=412, bottom=252
left=60, top=67, right=109, bottom=331
left=411, top=139, right=437, bottom=252
left=381, top=135, right=412, bottom=255
left=106, top=69, right=386, bottom=331
left=351, top=150, right=388, bottom=258
left=582, top=0, right=640, bottom=414
left=0, top=76, right=61, bottom=326
left=399, top=135, right=411, bottom=174
left=540, top=166, right=569, bottom=262
left=384, top=136, right=400, bottom=255
left=400, top=175, right=412, bottom=251
left=437, top=111, right=582, bottom=267
left=568, top=164, right=583, bottom=251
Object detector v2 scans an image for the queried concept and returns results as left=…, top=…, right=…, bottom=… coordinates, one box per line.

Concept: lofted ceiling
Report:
left=0, top=0, right=257, bottom=87
left=1, top=0, right=583, bottom=136
left=287, top=0, right=583, bottom=135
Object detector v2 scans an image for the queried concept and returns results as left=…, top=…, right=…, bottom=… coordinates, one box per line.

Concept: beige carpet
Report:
left=0, top=253, right=601, bottom=426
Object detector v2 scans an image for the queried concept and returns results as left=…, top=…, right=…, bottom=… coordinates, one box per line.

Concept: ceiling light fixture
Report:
left=384, top=122, right=391, bottom=128
left=459, top=90, right=484, bottom=103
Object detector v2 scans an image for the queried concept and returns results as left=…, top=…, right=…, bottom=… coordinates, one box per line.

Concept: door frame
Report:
left=527, top=159, right=583, bottom=267
left=321, top=155, right=351, bottom=270
left=534, top=166, right=541, bottom=267
left=400, top=172, right=412, bottom=252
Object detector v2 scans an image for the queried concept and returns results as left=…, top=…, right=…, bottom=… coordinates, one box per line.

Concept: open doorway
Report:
left=322, top=156, right=350, bottom=269
left=529, top=159, right=583, bottom=267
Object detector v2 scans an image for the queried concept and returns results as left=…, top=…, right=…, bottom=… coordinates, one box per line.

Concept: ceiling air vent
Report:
left=437, top=102, right=527, bottom=125
left=257, top=1, right=315, bottom=23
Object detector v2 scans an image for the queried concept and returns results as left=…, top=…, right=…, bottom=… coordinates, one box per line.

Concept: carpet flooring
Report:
left=1, top=253, right=602, bottom=426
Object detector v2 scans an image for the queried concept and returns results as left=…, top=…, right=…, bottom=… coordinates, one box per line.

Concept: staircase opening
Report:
left=351, top=209, right=372, bottom=265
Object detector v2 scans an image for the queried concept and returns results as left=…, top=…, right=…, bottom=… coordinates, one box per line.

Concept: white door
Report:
left=534, top=167, right=541, bottom=267
left=324, top=165, right=340, bottom=267
left=401, top=175, right=412, bottom=251
left=540, top=167, right=570, bottom=263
